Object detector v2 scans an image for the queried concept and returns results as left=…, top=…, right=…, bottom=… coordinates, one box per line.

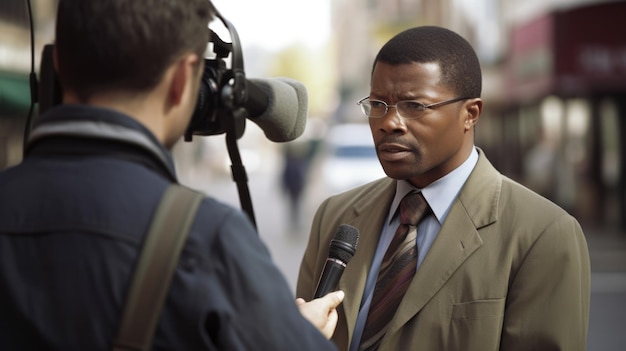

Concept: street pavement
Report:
left=585, top=227, right=626, bottom=351
left=184, top=160, right=626, bottom=351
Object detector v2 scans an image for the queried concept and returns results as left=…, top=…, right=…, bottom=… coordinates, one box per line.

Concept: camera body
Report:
left=184, top=28, right=247, bottom=141
left=37, top=20, right=247, bottom=142
left=31, top=10, right=258, bottom=225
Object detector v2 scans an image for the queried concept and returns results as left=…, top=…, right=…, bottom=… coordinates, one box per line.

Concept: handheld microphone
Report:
left=244, top=77, right=308, bottom=142
left=314, top=224, right=360, bottom=299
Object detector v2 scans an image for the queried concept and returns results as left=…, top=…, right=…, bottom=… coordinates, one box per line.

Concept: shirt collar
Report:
left=389, top=147, right=479, bottom=224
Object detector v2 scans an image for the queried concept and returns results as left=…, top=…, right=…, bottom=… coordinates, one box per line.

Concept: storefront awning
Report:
left=0, top=70, right=31, bottom=115
left=506, top=1, right=626, bottom=103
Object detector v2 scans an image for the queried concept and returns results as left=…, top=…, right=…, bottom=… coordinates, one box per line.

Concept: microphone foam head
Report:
left=247, top=77, right=308, bottom=142
left=329, top=224, right=359, bottom=263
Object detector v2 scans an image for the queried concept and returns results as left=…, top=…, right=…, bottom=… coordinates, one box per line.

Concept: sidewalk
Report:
left=583, top=224, right=626, bottom=273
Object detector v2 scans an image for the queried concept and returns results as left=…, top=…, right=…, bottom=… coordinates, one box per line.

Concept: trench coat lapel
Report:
left=337, top=179, right=396, bottom=344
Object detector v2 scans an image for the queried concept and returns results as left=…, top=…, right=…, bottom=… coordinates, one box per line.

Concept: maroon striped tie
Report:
left=358, top=191, right=430, bottom=351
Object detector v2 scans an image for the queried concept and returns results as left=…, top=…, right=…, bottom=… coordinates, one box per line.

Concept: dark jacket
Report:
left=0, top=104, right=335, bottom=350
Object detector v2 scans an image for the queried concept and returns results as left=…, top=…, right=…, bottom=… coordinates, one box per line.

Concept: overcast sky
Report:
left=211, top=0, right=331, bottom=52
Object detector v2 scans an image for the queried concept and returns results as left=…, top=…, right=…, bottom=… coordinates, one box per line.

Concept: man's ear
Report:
left=168, top=54, right=200, bottom=107
left=464, top=98, right=482, bottom=131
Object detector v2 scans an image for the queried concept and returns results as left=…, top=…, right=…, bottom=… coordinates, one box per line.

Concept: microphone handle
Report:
left=314, top=258, right=347, bottom=299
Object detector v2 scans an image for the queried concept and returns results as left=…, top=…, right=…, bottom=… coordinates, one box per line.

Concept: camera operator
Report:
left=0, top=0, right=342, bottom=350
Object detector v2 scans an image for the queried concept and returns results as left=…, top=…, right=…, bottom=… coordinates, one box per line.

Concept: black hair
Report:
left=55, top=0, right=214, bottom=101
left=373, top=26, right=482, bottom=98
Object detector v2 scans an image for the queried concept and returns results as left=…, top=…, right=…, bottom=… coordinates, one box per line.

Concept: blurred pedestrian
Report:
left=281, top=140, right=315, bottom=232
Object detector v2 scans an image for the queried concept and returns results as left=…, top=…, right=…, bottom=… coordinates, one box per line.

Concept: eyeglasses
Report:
left=357, top=96, right=471, bottom=119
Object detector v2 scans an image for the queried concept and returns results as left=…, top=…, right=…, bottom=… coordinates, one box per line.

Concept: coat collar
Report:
left=387, top=148, right=501, bottom=337
left=337, top=177, right=396, bottom=343
left=337, top=148, right=502, bottom=343
left=25, top=104, right=178, bottom=182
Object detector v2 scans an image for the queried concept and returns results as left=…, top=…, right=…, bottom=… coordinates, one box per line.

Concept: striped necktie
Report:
left=358, top=191, right=430, bottom=351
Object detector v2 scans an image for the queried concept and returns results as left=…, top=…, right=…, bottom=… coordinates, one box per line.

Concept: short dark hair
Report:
left=373, top=26, right=482, bottom=98
left=55, top=0, right=214, bottom=101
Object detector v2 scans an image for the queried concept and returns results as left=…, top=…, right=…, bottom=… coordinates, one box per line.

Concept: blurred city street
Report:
left=184, top=150, right=626, bottom=351
left=1, top=0, right=626, bottom=349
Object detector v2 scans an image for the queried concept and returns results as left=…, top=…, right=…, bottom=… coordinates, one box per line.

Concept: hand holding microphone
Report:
left=314, top=224, right=360, bottom=298
left=296, top=290, right=344, bottom=339
left=297, top=224, right=359, bottom=338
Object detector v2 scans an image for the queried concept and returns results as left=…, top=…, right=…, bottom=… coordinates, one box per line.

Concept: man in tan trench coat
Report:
left=297, top=26, right=590, bottom=351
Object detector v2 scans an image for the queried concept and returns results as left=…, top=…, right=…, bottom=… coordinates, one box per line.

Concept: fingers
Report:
left=322, top=290, right=344, bottom=310
left=295, top=290, right=344, bottom=309
left=295, top=290, right=345, bottom=339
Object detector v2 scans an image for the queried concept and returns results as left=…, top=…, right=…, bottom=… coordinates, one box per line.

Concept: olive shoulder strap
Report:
left=112, top=184, right=204, bottom=351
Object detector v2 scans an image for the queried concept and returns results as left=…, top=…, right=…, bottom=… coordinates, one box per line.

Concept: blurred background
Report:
left=1, top=0, right=625, bottom=349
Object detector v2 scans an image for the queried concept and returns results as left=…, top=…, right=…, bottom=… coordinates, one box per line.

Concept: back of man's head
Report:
left=374, top=26, right=482, bottom=99
left=55, top=0, right=214, bottom=102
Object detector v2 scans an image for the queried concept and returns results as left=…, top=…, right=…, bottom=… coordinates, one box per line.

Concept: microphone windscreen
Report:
left=329, top=224, right=359, bottom=263
left=247, top=77, right=308, bottom=142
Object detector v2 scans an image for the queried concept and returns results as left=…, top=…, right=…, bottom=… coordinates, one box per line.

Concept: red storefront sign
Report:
left=506, top=1, right=626, bottom=102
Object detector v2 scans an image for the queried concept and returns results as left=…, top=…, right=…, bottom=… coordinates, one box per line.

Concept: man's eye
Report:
left=370, top=101, right=386, bottom=109
left=402, top=101, right=426, bottom=111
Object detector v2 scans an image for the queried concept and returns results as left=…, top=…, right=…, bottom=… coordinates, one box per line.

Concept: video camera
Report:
left=32, top=8, right=260, bottom=227
left=37, top=10, right=249, bottom=142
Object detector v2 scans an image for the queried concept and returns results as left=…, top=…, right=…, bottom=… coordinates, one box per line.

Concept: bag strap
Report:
left=112, top=184, right=204, bottom=351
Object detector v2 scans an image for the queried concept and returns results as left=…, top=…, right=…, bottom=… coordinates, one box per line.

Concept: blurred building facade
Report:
left=2, top=0, right=625, bottom=232
left=330, top=0, right=626, bottom=231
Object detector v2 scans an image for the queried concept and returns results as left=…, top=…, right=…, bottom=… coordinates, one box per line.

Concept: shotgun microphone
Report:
left=245, top=78, right=308, bottom=142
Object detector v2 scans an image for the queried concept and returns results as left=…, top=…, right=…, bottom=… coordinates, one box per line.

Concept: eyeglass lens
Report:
left=361, top=100, right=427, bottom=119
